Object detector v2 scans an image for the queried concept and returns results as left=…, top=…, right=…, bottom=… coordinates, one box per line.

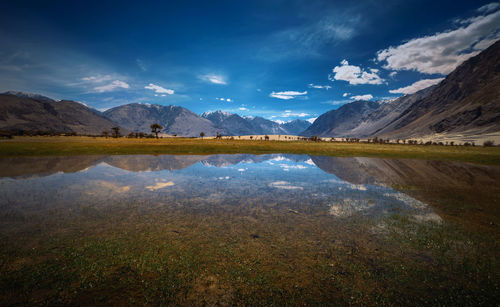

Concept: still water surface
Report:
left=0, top=154, right=499, bottom=305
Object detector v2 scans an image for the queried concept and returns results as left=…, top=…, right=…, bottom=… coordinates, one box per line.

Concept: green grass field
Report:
left=1, top=136, right=500, bottom=165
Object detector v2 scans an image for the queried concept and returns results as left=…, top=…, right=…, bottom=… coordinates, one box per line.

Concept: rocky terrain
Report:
left=0, top=92, right=120, bottom=135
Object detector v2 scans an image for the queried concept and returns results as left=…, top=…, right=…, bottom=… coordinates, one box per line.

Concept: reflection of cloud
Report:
left=383, top=192, right=442, bottom=223
left=329, top=198, right=374, bottom=217
left=383, top=192, right=425, bottom=209
left=279, top=164, right=307, bottom=171
left=304, top=159, right=315, bottom=166
left=269, top=181, right=303, bottom=190
left=348, top=184, right=367, bottom=191
left=145, top=181, right=174, bottom=191
left=86, top=180, right=131, bottom=194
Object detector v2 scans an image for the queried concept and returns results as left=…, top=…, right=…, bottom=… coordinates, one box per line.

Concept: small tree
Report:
left=483, top=140, right=495, bottom=147
left=200, top=132, right=205, bottom=139
left=264, top=135, right=269, bottom=141
left=111, top=127, right=121, bottom=138
left=150, top=123, right=163, bottom=139
left=102, top=131, right=109, bottom=138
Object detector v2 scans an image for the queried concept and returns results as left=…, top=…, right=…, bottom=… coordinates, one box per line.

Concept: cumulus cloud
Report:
left=342, top=92, right=350, bottom=97
left=376, top=8, right=500, bottom=74
left=269, top=90, right=307, bottom=100
left=94, top=80, right=130, bottom=92
left=329, top=60, right=384, bottom=85
left=238, top=107, right=249, bottom=111
left=308, top=83, right=332, bottom=90
left=144, top=83, right=174, bottom=94
left=389, top=78, right=444, bottom=94
left=351, top=94, right=373, bottom=100
left=199, top=74, right=227, bottom=85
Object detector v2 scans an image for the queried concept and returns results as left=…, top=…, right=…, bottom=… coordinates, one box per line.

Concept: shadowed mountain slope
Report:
left=0, top=92, right=120, bottom=135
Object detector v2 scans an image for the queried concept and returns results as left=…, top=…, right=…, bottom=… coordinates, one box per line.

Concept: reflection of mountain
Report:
left=310, top=156, right=500, bottom=227
left=0, top=156, right=105, bottom=178
left=309, top=156, right=500, bottom=190
left=200, top=154, right=310, bottom=167
left=0, top=154, right=313, bottom=178
left=102, top=155, right=206, bottom=172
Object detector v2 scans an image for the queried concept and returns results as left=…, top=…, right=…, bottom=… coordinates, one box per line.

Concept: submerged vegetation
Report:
left=1, top=136, right=499, bottom=165
left=0, top=153, right=498, bottom=304
left=0, top=199, right=498, bottom=305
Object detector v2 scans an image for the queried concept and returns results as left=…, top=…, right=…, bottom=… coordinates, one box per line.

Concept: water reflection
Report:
left=1, top=154, right=499, bottom=224
left=1, top=154, right=499, bottom=304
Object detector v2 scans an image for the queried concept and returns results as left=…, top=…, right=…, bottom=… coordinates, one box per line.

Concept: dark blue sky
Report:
left=1, top=0, right=499, bottom=123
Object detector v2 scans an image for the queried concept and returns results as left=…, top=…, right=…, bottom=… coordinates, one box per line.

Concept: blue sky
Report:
left=1, top=0, right=499, bottom=123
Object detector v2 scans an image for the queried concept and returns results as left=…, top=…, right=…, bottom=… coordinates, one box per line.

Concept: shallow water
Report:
left=0, top=154, right=499, bottom=305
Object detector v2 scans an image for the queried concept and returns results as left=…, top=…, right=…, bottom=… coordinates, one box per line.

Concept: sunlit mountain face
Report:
left=1, top=1, right=498, bottom=124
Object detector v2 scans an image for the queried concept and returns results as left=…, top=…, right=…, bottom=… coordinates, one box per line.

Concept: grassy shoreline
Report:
left=1, top=136, right=500, bottom=165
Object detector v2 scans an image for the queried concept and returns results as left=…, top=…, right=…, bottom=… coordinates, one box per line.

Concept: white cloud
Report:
left=216, top=97, right=232, bottom=102
left=389, top=72, right=397, bottom=78
left=342, top=92, right=350, bottom=97
left=329, top=60, right=384, bottom=85
left=477, top=2, right=500, bottom=13
left=389, top=78, right=444, bottom=94
left=281, top=110, right=309, bottom=117
left=144, top=83, right=174, bottom=94
left=199, top=74, right=227, bottom=85
left=308, top=83, right=332, bottom=90
left=239, top=107, right=249, bottom=111
left=94, top=80, right=130, bottom=92
left=307, top=117, right=317, bottom=124
left=351, top=94, right=373, bottom=100
left=321, top=100, right=350, bottom=106
left=269, top=90, right=307, bottom=100
left=82, top=75, right=113, bottom=83
left=273, top=119, right=288, bottom=124
left=376, top=9, right=500, bottom=74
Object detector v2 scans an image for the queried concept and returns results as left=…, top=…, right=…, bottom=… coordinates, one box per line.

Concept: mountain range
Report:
left=302, top=40, right=500, bottom=139
left=0, top=91, right=119, bottom=135
left=0, top=40, right=498, bottom=140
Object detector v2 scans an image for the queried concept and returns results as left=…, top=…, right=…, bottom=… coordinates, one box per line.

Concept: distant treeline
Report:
left=0, top=129, right=496, bottom=147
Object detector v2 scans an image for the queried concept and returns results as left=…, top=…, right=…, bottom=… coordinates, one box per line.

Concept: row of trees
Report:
left=102, top=124, right=164, bottom=139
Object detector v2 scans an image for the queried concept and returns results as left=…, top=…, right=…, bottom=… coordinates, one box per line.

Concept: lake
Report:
left=0, top=154, right=499, bottom=305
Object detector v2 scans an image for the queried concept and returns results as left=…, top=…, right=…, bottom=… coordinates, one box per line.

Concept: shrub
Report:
left=483, top=140, right=495, bottom=147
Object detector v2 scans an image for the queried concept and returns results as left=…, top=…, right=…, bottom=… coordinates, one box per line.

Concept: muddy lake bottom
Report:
left=0, top=154, right=499, bottom=305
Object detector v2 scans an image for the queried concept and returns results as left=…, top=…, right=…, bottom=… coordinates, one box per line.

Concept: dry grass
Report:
left=1, top=136, right=499, bottom=165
